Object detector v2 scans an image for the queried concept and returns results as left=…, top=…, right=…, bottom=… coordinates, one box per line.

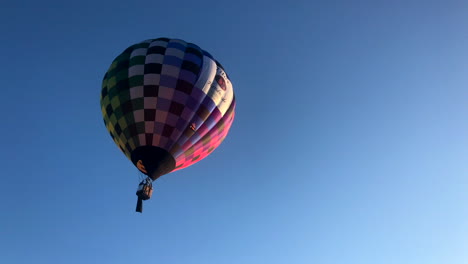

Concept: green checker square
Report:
left=113, top=106, right=124, bottom=121
left=112, top=134, right=119, bottom=145
left=133, top=42, right=151, bottom=49
left=101, top=79, right=108, bottom=91
left=110, top=96, right=120, bottom=110
left=108, top=58, right=129, bottom=76
left=123, top=125, right=132, bottom=139
left=115, top=52, right=131, bottom=62
left=117, top=90, right=131, bottom=103
left=130, top=56, right=145, bottom=66
left=108, top=114, right=117, bottom=130
left=118, top=141, right=125, bottom=151
left=106, top=76, right=117, bottom=90
left=103, top=114, right=111, bottom=126
left=118, top=132, right=127, bottom=146
left=136, top=122, right=145, bottom=134
left=101, top=106, right=108, bottom=119
left=115, top=69, right=129, bottom=82
left=128, top=75, right=144, bottom=88
left=131, top=98, right=144, bottom=110
left=118, top=117, right=128, bottom=131
left=130, top=135, right=140, bottom=147
left=107, top=85, right=120, bottom=100
left=108, top=60, right=119, bottom=72
left=127, top=137, right=135, bottom=149
left=109, top=114, right=118, bottom=125
left=124, top=111, right=135, bottom=124
left=101, top=95, right=110, bottom=107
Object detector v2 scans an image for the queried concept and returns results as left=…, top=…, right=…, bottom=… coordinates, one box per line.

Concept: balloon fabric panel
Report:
left=101, top=38, right=235, bottom=176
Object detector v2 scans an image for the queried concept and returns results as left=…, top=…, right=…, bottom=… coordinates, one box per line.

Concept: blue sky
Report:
left=1, top=0, right=468, bottom=263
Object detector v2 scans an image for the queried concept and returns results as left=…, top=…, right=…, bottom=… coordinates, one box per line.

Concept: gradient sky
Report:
left=1, top=0, right=468, bottom=263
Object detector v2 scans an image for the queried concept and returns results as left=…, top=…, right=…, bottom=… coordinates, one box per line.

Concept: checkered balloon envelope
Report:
left=101, top=38, right=235, bottom=181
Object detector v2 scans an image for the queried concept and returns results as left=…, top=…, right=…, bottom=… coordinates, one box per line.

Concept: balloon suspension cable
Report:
left=135, top=176, right=153, bottom=213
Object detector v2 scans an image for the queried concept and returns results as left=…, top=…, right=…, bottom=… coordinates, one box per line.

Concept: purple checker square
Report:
left=174, top=149, right=186, bottom=159
left=186, top=96, right=200, bottom=111
left=192, top=116, right=204, bottom=128
left=184, top=89, right=206, bottom=111
left=169, top=124, right=186, bottom=145
left=163, top=56, right=183, bottom=67
left=175, top=132, right=189, bottom=147
left=191, top=127, right=208, bottom=143
left=205, top=110, right=222, bottom=130
left=180, top=108, right=195, bottom=124
left=190, top=87, right=206, bottom=100
left=167, top=139, right=177, bottom=150
left=158, top=137, right=168, bottom=149
left=208, top=109, right=222, bottom=123
left=179, top=69, right=197, bottom=84
left=161, top=137, right=174, bottom=150
left=153, top=122, right=165, bottom=134
left=176, top=135, right=188, bottom=147
left=175, top=118, right=189, bottom=132
left=202, top=97, right=217, bottom=110
left=156, top=98, right=172, bottom=111
left=166, top=113, right=179, bottom=127
left=203, top=116, right=217, bottom=130
left=170, top=126, right=182, bottom=141
left=172, top=90, right=189, bottom=104
left=160, top=75, right=178, bottom=88
left=183, top=53, right=202, bottom=65
left=181, top=136, right=196, bottom=151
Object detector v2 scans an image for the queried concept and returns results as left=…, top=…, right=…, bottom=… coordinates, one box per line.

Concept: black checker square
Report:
left=144, top=109, right=156, bottom=121
left=145, top=133, right=153, bottom=145
left=162, top=124, right=175, bottom=137
left=175, top=79, right=193, bottom=94
left=169, top=101, right=184, bottom=116
left=147, top=46, right=166, bottom=55
left=181, top=60, right=200, bottom=75
left=144, top=63, right=163, bottom=74
left=143, top=85, right=159, bottom=97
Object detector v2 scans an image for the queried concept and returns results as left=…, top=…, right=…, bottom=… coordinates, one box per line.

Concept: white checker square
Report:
left=129, top=86, right=143, bottom=99
left=145, top=121, right=155, bottom=133
left=161, top=64, right=180, bottom=78
left=149, top=40, right=168, bottom=48
left=133, top=109, right=144, bottom=122
left=158, top=86, right=174, bottom=100
left=165, top=48, right=184, bottom=59
left=155, top=110, right=168, bottom=123
left=129, top=65, right=144, bottom=77
left=144, top=74, right=160, bottom=85
left=145, top=54, right=164, bottom=64
left=144, top=97, right=158, bottom=109
left=131, top=48, right=147, bottom=58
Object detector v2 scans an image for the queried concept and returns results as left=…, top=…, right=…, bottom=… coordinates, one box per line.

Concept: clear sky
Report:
left=1, top=0, right=468, bottom=263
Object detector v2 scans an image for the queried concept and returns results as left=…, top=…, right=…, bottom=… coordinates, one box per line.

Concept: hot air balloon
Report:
left=100, top=38, right=235, bottom=212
